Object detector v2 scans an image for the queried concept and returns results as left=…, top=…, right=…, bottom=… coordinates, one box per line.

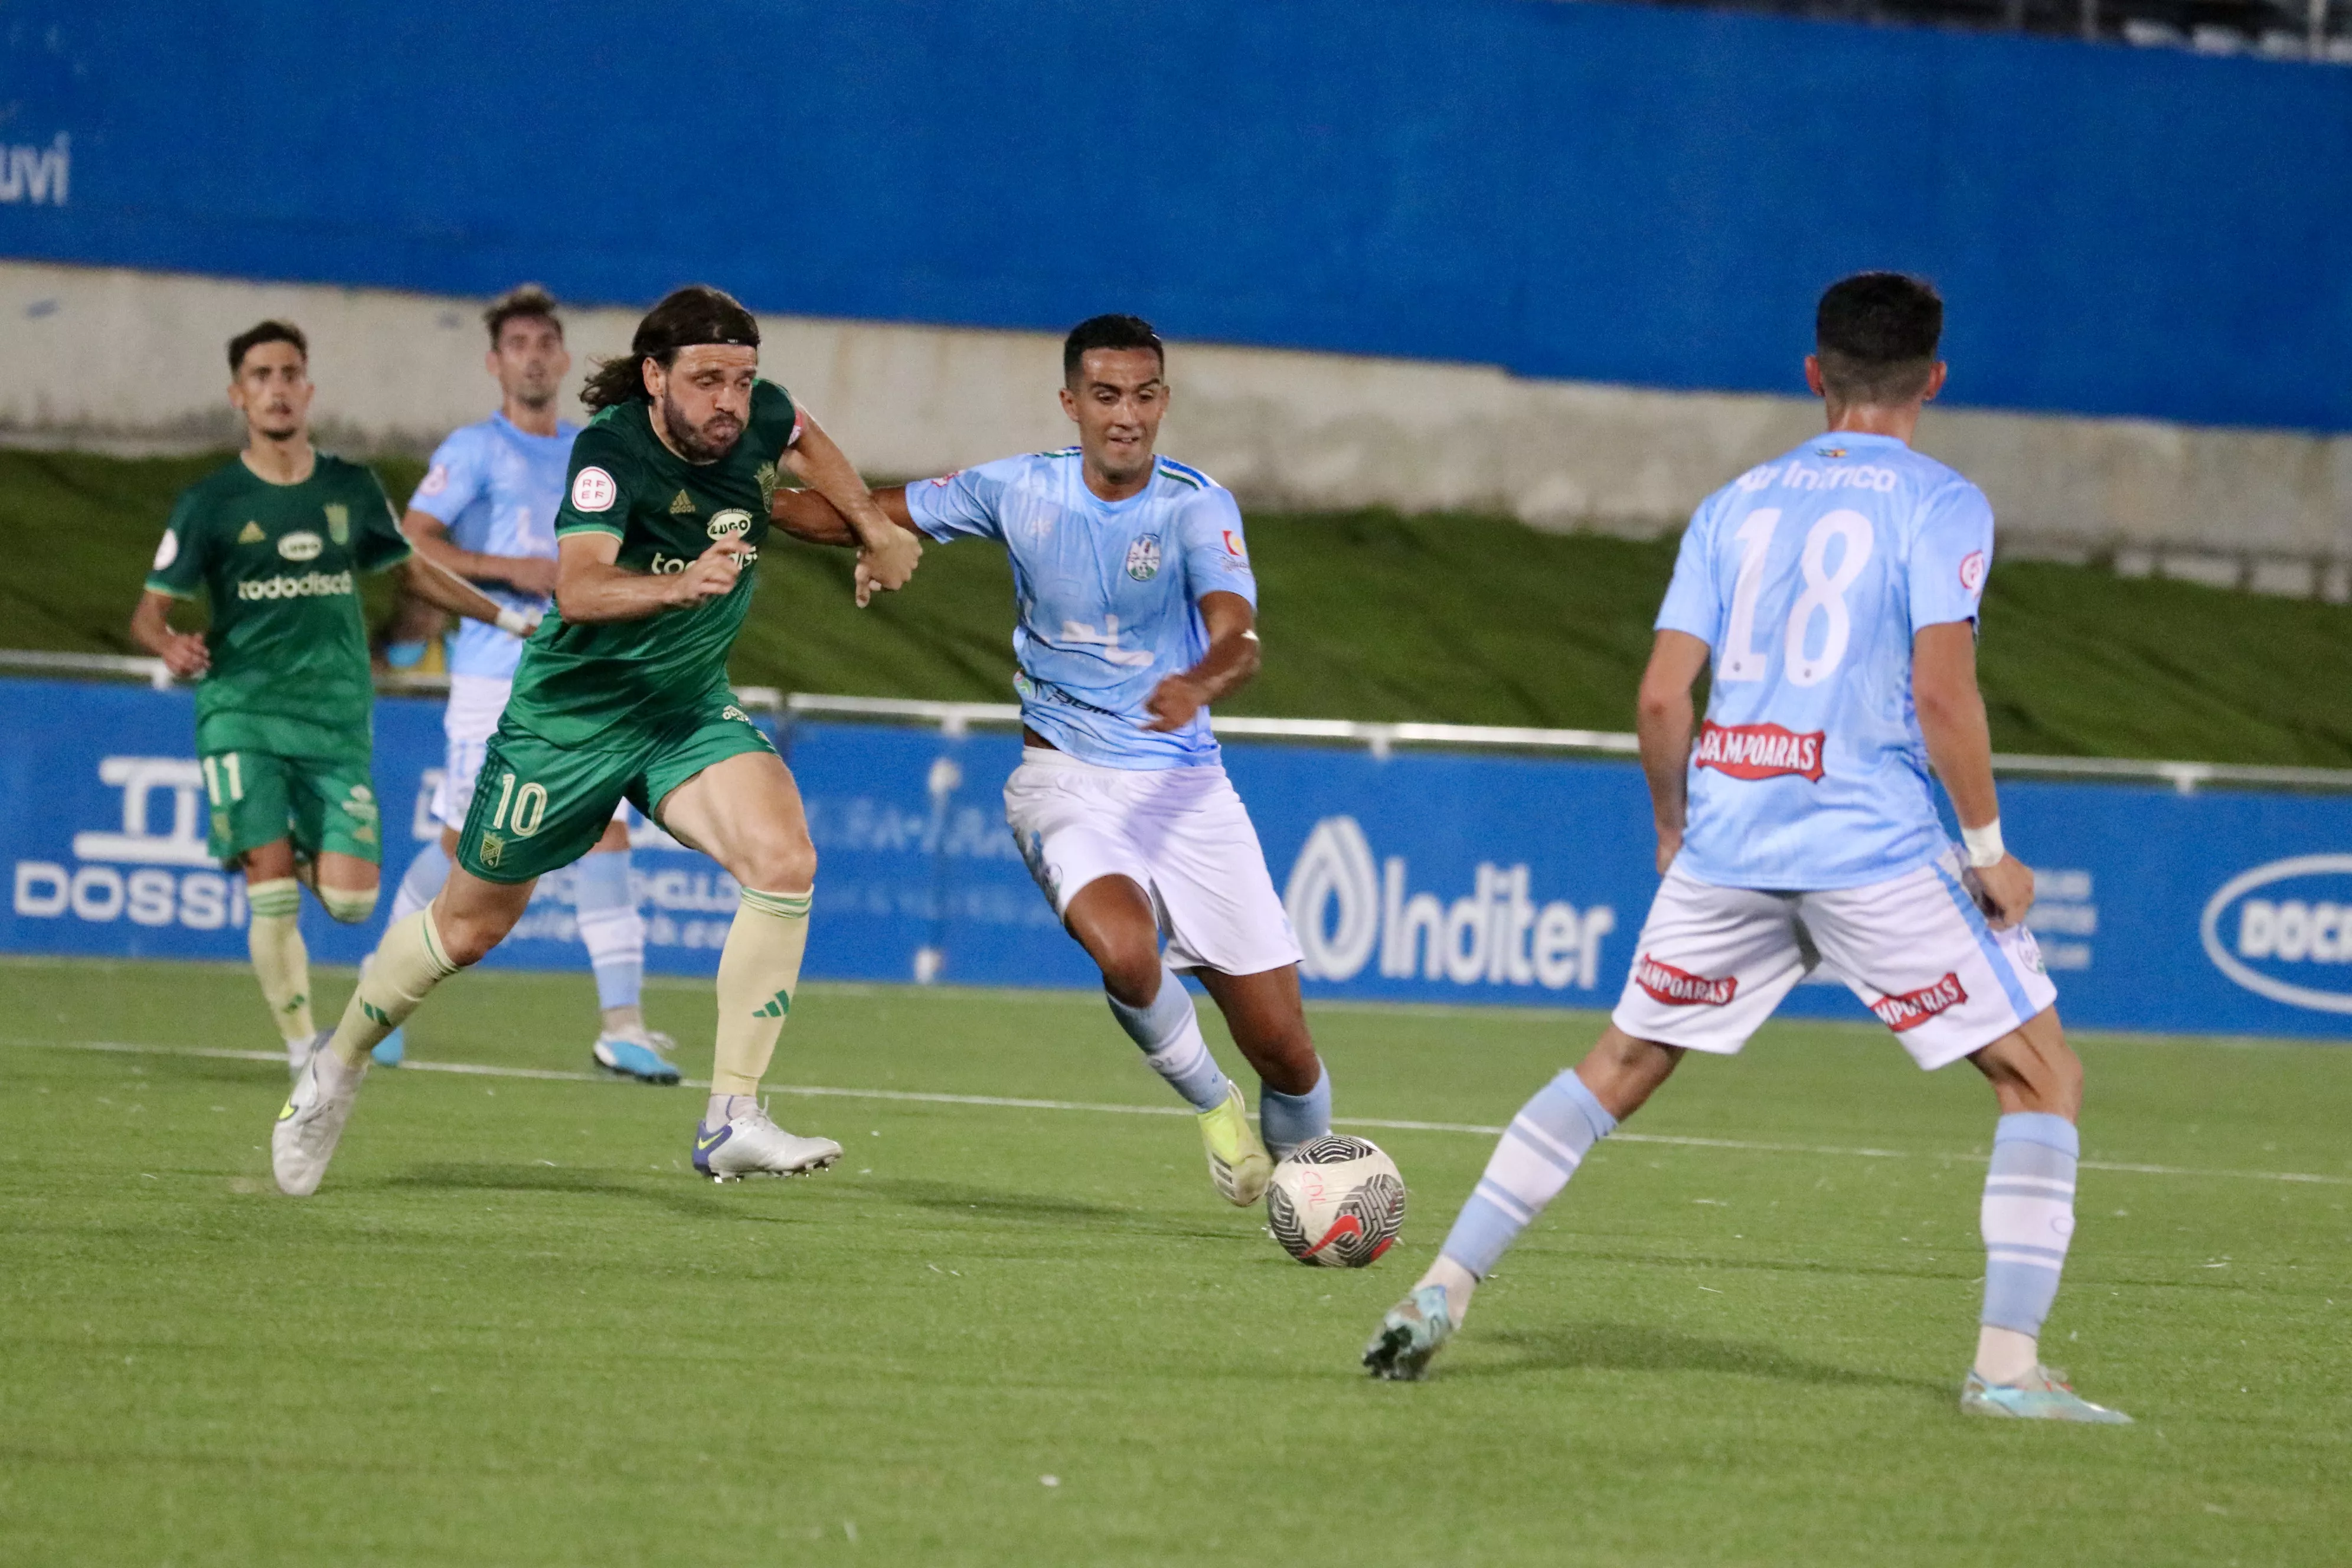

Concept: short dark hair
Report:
left=1814, top=273, right=1942, bottom=406
left=580, top=285, right=761, bottom=411
left=484, top=283, right=563, bottom=347
left=227, top=319, right=307, bottom=374
left=1063, top=313, right=1164, bottom=386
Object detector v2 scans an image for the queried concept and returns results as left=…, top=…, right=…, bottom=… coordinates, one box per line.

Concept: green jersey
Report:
left=145, top=453, right=411, bottom=760
left=503, top=378, right=798, bottom=749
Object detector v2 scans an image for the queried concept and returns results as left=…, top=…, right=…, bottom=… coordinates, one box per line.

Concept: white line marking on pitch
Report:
left=9, top=1035, right=2348, bottom=1187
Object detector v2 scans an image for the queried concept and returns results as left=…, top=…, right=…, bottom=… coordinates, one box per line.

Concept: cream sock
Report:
left=710, top=887, right=812, bottom=1096
left=246, top=877, right=313, bottom=1044
left=327, top=907, right=461, bottom=1068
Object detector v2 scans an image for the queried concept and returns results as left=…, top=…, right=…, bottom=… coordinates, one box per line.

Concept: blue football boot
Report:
left=1961, top=1366, right=2132, bottom=1423
left=594, top=1025, right=681, bottom=1084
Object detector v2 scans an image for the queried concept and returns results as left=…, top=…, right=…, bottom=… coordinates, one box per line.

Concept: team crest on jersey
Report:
left=324, top=504, right=350, bottom=544
left=707, top=509, right=753, bottom=541
left=1125, top=535, right=1162, bottom=582
left=755, top=462, right=779, bottom=508
left=1959, top=550, right=1987, bottom=594
left=237, top=521, right=266, bottom=545
left=1634, top=955, right=1738, bottom=1007
left=277, top=530, right=322, bottom=562
left=1694, top=721, right=1827, bottom=783
left=1869, top=972, right=1967, bottom=1033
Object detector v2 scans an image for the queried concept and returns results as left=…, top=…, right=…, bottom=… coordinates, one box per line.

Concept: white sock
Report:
left=1415, top=1255, right=1479, bottom=1325
left=705, top=1093, right=759, bottom=1126
left=1975, top=1325, right=2039, bottom=1386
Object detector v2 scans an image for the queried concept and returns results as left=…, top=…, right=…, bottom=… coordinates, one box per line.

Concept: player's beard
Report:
left=660, top=388, right=744, bottom=464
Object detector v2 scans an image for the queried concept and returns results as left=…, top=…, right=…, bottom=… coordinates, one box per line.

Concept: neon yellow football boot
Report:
left=1197, top=1081, right=1273, bottom=1206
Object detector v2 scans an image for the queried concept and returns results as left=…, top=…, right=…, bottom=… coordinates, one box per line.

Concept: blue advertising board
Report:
left=5, top=676, right=2350, bottom=1041
left=4, top=1, right=2350, bottom=430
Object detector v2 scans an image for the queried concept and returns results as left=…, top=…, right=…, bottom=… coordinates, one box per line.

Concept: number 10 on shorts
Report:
left=488, top=771, right=547, bottom=838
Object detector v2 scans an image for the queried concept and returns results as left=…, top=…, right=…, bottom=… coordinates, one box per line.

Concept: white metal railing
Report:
left=6, top=646, right=2350, bottom=795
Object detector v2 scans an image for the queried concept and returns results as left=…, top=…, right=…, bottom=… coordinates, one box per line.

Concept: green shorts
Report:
left=455, top=702, right=778, bottom=884
left=200, top=749, right=382, bottom=865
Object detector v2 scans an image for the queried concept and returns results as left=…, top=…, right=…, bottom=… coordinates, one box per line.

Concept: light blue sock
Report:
left=573, top=850, right=644, bottom=1014
left=1980, top=1112, right=2079, bottom=1336
left=1258, top=1065, right=1331, bottom=1161
left=1106, top=964, right=1230, bottom=1112
left=388, top=841, right=450, bottom=925
left=1439, top=1069, right=1618, bottom=1279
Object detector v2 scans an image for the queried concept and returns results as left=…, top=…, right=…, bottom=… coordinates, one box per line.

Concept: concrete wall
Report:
left=5, top=262, right=2347, bottom=587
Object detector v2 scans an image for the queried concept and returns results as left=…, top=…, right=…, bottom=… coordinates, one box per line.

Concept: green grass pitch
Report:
left=2, top=956, right=2347, bottom=1566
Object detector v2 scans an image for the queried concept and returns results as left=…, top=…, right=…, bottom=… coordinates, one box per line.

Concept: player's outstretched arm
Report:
left=1915, top=620, right=2033, bottom=929
left=553, top=530, right=741, bottom=625
left=1143, top=591, right=1260, bottom=733
left=1636, top=630, right=1710, bottom=874
left=780, top=413, right=920, bottom=606
left=128, top=590, right=210, bottom=679
left=398, top=554, right=536, bottom=635
left=401, top=508, right=558, bottom=599
left=770, top=483, right=918, bottom=547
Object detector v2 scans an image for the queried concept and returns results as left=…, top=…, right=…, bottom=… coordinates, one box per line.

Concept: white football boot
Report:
left=272, top=1047, right=368, bottom=1197
left=691, top=1100, right=842, bottom=1182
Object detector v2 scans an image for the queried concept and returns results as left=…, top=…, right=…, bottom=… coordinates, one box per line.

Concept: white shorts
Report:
left=1002, top=748, right=1303, bottom=977
left=1611, top=850, right=2059, bottom=1071
left=431, top=674, right=629, bottom=832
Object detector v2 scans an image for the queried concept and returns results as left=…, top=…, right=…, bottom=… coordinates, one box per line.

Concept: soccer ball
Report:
left=1266, top=1134, right=1406, bottom=1268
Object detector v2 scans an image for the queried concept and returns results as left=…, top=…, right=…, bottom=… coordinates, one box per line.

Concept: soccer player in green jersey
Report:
left=273, top=285, right=920, bottom=1197
left=130, top=320, right=521, bottom=1077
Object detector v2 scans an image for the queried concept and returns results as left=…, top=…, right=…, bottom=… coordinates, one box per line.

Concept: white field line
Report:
left=11, top=1034, right=2350, bottom=1187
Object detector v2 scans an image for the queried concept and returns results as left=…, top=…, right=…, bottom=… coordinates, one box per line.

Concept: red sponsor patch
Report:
left=1634, top=954, right=1739, bottom=1008
left=1870, top=972, right=1968, bottom=1033
left=1222, top=528, right=1248, bottom=560
left=1694, top=721, right=1826, bottom=783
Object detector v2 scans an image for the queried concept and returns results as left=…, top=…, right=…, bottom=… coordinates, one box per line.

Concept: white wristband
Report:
left=1961, top=819, right=2005, bottom=868
left=494, top=607, right=540, bottom=638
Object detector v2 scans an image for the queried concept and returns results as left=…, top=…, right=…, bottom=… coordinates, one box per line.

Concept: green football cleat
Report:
left=1197, top=1080, right=1272, bottom=1206
left=1363, top=1283, right=1455, bottom=1381
left=1961, top=1366, right=2132, bottom=1423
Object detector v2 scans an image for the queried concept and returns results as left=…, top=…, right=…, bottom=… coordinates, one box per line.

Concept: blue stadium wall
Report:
left=4, top=0, right=2350, bottom=430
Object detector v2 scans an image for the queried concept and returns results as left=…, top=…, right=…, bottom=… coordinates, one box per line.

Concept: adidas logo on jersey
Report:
left=669, top=490, right=697, bottom=515
left=237, top=521, right=266, bottom=544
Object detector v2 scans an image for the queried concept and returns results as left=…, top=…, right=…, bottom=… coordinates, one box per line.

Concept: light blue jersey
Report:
left=407, top=411, right=578, bottom=679
left=906, top=448, right=1259, bottom=769
left=1656, top=430, right=1992, bottom=891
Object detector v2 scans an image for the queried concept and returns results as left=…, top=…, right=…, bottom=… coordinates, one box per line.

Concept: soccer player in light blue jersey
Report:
left=380, top=286, right=677, bottom=1083
left=1364, top=275, right=2127, bottom=1422
left=776, top=314, right=1334, bottom=1207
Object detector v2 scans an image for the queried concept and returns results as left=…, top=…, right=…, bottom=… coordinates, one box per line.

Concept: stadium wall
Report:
left=9, top=677, right=2352, bottom=1041
left=5, top=262, right=2350, bottom=579
left=2, top=0, right=2349, bottom=438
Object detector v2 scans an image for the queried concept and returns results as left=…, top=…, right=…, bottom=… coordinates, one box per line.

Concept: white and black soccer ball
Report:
left=1266, top=1134, right=1406, bottom=1268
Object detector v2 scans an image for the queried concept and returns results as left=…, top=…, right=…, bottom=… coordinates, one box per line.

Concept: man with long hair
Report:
left=373, top=286, right=678, bottom=1082
left=273, top=285, right=919, bottom=1195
